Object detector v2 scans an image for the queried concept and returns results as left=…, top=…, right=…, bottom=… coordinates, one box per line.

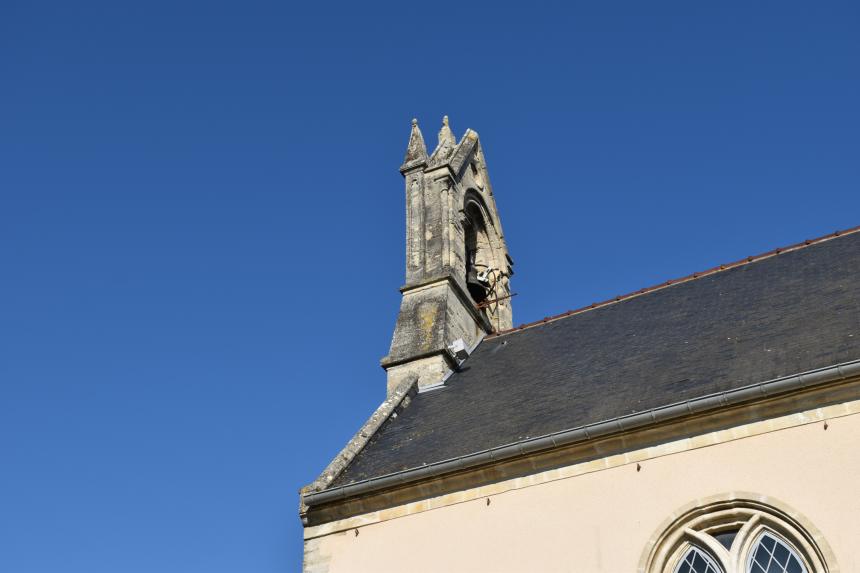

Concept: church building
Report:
left=300, top=118, right=860, bottom=572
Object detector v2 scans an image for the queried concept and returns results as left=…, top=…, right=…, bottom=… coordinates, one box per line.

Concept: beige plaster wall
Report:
left=304, top=402, right=860, bottom=573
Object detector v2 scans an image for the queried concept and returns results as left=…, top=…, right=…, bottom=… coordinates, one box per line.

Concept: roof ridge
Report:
left=489, top=224, right=860, bottom=339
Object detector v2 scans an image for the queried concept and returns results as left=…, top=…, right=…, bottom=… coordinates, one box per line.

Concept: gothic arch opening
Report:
left=462, top=192, right=499, bottom=304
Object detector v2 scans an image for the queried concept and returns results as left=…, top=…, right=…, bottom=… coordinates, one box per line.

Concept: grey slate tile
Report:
left=331, top=231, right=860, bottom=487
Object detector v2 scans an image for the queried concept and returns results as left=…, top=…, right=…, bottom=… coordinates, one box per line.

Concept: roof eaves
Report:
left=302, top=357, right=860, bottom=508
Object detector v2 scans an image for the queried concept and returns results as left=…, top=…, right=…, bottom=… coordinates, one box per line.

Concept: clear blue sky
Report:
left=1, top=1, right=858, bottom=571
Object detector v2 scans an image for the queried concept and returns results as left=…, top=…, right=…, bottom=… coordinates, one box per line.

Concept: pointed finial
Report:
left=402, top=117, right=428, bottom=168
left=436, top=115, right=456, bottom=155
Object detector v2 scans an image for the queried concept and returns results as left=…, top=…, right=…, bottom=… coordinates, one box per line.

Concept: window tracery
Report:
left=641, top=497, right=835, bottom=573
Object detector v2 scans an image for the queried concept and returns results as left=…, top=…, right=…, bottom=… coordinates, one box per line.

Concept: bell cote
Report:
left=381, top=117, right=514, bottom=394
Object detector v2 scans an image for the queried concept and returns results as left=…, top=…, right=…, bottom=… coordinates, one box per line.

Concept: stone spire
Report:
left=430, top=115, right=457, bottom=164
left=402, top=118, right=428, bottom=169
left=438, top=115, right=456, bottom=147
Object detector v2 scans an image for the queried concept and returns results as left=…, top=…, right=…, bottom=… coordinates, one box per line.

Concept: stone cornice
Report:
left=378, top=346, right=460, bottom=370
left=399, top=158, right=427, bottom=174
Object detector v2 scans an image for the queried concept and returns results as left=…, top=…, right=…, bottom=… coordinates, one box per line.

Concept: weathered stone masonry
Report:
left=381, top=117, right=514, bottom=394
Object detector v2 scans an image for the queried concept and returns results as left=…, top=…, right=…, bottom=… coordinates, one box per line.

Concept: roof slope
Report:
left=331, top=230, right=860, bottom=487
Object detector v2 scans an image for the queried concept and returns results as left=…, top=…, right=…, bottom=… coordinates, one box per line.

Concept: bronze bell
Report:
left=467, top=266, right=489, bottom=302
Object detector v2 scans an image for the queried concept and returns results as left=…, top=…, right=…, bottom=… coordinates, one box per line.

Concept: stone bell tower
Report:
left=381, top=116, right=514, bottom=394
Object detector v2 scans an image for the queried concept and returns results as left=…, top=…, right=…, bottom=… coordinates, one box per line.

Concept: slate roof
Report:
left=331, top=229, right=860, bottom=488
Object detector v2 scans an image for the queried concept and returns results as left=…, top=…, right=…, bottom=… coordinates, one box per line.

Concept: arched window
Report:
left=675, top=546, right=724, bottom=573
left=640, top=496, right=836, bottom=573
left=672, top=532, right=807, bottom=573
left=463, top=213, right=488, bottom=303
left=747, top=532, right=807, bottom=573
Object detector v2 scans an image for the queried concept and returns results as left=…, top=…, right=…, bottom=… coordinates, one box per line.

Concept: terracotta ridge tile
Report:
left=488, top=225, right=860, bottom=339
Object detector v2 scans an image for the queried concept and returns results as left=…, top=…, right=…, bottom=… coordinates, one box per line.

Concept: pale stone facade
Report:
left=304, top=393, right=859, bottom=572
